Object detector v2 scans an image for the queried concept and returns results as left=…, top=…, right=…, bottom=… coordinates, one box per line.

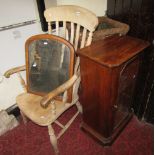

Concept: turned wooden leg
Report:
left=20, top=110, right=28, bottom=124
left=48, top=125, right=59, bottom=154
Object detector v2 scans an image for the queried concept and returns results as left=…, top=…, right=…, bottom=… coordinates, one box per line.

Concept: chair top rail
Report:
left=44, top=5, right=98, bottom=32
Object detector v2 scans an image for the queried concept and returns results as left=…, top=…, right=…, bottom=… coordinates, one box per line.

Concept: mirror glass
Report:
left=28, top=39, right=70, bottom=95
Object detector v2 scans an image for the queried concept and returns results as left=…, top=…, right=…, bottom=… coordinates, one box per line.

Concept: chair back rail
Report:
left=44, top=5, right=98, bottom=50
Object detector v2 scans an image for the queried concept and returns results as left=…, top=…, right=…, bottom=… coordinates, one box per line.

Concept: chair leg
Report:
left=48, top=125, right=59, bottom=154
left=76, top=101, right=83, bottom=113
left=20, top=110, right=28, bottom=124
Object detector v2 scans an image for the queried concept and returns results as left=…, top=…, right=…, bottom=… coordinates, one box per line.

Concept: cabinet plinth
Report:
left=77, top=35, right=150, bottom=145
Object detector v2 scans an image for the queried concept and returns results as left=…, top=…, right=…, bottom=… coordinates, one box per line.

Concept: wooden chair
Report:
left=4, top=5, right=98, bottom=154
left=44, top=5, right=98, bottom=112
left=4, top=34, right=79, bottom=154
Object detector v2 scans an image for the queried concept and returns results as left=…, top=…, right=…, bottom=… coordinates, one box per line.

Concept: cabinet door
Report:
left=113, top=57, right=140, bottom=129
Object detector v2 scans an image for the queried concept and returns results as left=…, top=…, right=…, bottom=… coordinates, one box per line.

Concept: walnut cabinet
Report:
left=77, top=35, right=150, bottom=145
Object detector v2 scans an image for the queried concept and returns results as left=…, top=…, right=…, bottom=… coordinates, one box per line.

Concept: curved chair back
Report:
left=44, top=5, right=98, bottom=50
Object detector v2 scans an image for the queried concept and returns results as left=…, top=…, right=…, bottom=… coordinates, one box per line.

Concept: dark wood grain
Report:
left=77, top=35, right=149, bottom=67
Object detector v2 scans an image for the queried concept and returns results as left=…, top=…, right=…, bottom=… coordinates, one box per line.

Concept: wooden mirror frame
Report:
left=25, top=34, right=75, bottom=102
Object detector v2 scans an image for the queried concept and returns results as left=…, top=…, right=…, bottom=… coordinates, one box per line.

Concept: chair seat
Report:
left=16, top=93, right=70, bottom=126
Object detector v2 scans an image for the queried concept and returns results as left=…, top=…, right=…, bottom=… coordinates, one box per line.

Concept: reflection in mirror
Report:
left=28, top=39, right=70, bottom=95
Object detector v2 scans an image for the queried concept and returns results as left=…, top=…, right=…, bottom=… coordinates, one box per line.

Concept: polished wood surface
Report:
left=77, top=35, right=149, bottom=67
left=77, top=35, right=150, bottom=145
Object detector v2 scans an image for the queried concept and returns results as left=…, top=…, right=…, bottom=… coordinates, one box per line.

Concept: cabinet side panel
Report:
left=80, top=57, right=114, bottom=137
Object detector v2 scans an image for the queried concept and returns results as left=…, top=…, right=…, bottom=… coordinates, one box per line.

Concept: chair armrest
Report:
left=4, top=65, right=26, bottom=78
left=40, top=74, right=78, bottom=108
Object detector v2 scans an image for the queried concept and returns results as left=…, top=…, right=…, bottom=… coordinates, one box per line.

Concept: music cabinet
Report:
left=77, top=35, right=150, bottom=145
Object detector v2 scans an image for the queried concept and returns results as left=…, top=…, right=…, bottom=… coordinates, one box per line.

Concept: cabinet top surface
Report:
left=77, top=35, right=150, bottom=67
